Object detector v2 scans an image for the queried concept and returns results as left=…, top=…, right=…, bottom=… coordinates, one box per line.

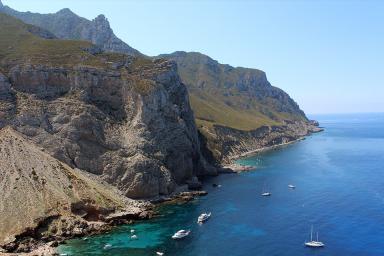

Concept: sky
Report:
left=2, top=0, right=384, bottom=114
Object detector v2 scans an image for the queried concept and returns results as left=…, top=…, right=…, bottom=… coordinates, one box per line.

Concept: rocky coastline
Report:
left=0, top=189, right=211, bottom=256
left=0, top=124, right=322, bottom=255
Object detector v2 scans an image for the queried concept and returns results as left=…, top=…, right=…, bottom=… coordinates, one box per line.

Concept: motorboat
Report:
left=156, top=252, right=164, bottom=256
left=288, top=184, right=296, bottom=189
left=305, top=226, right=325, bottom=248
left=197, top=212, right=211, bottom=223
left=131, top=234, right=138, bottom=239
left=172, top=229, right=190, bottom=239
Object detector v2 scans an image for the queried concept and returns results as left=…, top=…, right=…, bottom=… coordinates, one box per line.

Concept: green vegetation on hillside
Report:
left=0, top=13, right=158, bottom=74
left=161, top=51, right=307, bottom=131
left=0, top=13, right=94, bottom=67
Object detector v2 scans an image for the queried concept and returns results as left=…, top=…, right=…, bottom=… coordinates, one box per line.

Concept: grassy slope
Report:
left=162, top=52, right=307, bottom=131
left=0, top=127, right=126, bottom=245
left=0, top=13, right=93, bottom=67
left=0, top=13, right=140, bottom=70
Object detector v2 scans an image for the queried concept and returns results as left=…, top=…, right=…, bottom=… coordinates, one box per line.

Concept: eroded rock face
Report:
left=2, top=59, right=214, bottom=199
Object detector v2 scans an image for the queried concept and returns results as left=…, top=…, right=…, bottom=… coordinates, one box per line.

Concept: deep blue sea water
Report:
left=59, top=113, right=384, bottom=256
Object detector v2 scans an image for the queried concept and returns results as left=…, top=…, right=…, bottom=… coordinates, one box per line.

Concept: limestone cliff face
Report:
left=0, top=58, right=214, bottom=199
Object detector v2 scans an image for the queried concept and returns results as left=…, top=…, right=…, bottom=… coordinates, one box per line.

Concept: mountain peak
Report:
left=56, top=8, right=75, bottom=16
left=95, top=14, right=106, bottom=20
left=93, top=14, right=109, bottom=25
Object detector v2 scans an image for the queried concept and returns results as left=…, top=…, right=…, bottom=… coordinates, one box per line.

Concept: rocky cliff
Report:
left=0, top=2, right=142, bottom=56
left=0, top=13, right=213, bottom=200
left=159, top=51, right=319, bottom=163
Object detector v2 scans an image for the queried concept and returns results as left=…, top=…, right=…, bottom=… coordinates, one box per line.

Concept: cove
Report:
left=59, top=113, right=384, bottom=256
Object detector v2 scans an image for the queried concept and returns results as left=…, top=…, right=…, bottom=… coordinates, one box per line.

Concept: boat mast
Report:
left=310, top=225, right=313, bottom=241
left=316, top=232, right=319, bottom=242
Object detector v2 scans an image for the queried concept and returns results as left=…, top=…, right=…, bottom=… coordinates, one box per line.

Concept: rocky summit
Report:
left=0, top=3, right=141, bottom=56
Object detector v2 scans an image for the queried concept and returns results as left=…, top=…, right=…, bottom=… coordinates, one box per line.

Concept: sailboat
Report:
left=261, top=183, right=271, bottom=196
left=305, top=226, right=325, bottom=248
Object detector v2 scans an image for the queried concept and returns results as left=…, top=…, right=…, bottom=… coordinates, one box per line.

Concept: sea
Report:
left=59, top=113, right=384, bottom=256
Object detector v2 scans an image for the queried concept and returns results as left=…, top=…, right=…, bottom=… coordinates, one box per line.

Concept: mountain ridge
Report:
left=0, top=3, right=142, bottom=56
left=158, top=51, right=315, bottom=162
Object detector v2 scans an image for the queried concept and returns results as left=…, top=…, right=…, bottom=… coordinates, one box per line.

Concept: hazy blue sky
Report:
left=3, top=0, right=384, bottom=114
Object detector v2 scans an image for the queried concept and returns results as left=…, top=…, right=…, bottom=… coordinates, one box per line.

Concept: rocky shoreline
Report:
left=0, top=204, right=151, bottom=255
left=228, top=137, right=305, bottom=163
left=0, top=189, right=211, bottom=256
left=220, top=134, right=310, bottom=173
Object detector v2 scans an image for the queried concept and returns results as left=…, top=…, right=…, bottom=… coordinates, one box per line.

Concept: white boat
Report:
left=288, top=184, right=296, bottom=189
left=131, top=234, right=138, bottom=239
left=130, top=229, right=135, bottom=233
left=197, top=212, right=211, bottom=223
left=172, top=229, right=191, bottom=239
left=261, top=183, right=271, bottom=196
left=156, top=252, right=164, bottom=256
left=103, top=243, right=112, bottom=250
left=305, top=226, right=325, bottom=248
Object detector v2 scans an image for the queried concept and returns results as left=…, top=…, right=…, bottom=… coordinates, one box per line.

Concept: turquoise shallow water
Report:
left=59, top=113, right=384, bottom=256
